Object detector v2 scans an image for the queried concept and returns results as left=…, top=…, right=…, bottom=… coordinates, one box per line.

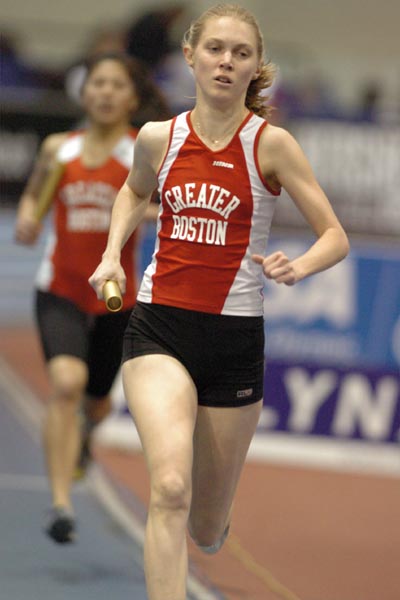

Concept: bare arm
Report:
left=14, top=133, right=68, bottom=245
left=89, top=120, right=169, bottom=298
left=253, top=126, right=350, bottom=285
left=143, top=192, right=161, bottom=222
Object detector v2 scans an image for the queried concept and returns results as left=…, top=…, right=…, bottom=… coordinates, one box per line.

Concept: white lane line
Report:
left=95, top=415, right=400, bottom=478
left=0, top=357, right=44, bottom=444
left=249, top=433, right=400, bottom=478
left=0, top=473, right=88, bottom=494
left=0, top=356, right=223, bottom=600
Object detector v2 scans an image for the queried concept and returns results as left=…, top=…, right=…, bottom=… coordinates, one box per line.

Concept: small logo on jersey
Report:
left=212, top=160, right=234, bottom=169
left=236, top=388, right=253, bottom=398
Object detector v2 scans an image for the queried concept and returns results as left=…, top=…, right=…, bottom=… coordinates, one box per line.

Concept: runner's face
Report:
left=188, top=16, right=260, bottom=105
left=82, top=60, right=138, bottom=125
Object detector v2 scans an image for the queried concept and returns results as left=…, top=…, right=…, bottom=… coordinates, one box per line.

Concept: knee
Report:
left=151, top=471, right=191, bottom=515
left=49, top=357, right=88, bottom=403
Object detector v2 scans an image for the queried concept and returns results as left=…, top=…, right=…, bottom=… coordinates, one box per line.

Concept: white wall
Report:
left=247, top=0, right=400, bottom=109
left=1, top=0, right=172, bottom=65
left=1, top=0, right=399, bottom=110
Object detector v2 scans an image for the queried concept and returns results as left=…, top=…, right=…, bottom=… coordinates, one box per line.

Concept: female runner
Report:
left=89, top=5, right=349, bottom=598
left=15, top=51, right=169, bottom=544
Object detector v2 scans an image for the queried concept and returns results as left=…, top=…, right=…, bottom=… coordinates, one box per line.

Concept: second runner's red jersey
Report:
left=36, top=129, right=138, bottom=314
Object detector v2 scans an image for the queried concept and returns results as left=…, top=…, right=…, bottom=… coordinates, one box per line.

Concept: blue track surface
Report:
left=0, top=208, right=149, bottom=599
left=0, top=372, right=148, bottom=600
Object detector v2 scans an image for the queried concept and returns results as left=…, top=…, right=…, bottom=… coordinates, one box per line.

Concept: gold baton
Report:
left=34, top=161, right=65, bottom=222
left=103, top=280, right=123, bottom=312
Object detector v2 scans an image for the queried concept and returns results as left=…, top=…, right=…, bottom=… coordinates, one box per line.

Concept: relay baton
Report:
left=103, top=280, right=123, bottom=312
left=34, top=161, right=65, bottom=222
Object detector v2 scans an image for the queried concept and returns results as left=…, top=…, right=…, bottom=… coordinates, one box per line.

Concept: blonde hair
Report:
left=182, top=3, right=276, bottom=119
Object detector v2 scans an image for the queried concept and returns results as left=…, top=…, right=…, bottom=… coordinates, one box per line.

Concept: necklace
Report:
left=195, top=118, right=241, bottom=146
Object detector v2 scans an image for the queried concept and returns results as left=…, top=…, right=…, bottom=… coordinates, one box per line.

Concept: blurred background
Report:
left=1, top=2, right=399, bottom=598
left=1, top=0, right=399, bottom=448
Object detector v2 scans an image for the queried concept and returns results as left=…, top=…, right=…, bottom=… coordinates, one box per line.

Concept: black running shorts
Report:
left=122, top=301, right=265, bottom=407
left=35, top=290, right=131, bottom=398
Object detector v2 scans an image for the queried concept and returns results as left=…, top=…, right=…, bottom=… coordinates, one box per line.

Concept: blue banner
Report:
left=262, top=361, right=399, bottom=443
left=263, top=238, right=400, bottom=369
left=261, top=238, right=400, bottom=443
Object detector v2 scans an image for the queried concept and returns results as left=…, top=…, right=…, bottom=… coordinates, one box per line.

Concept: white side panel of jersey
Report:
left=56, top=133, right=135, bottom=169
left=157, top=112, right=190, bottom=189
left=35, top=231, right=56, bottom=290
left=137, top=113, right=191, bottom=303
left=112, top=135, right=135, bottom=170
left=56, top=135, right=83, bottom=163
left=35, top=135, right=79, bottom=289
left=222, top=116, right=277, bottom=316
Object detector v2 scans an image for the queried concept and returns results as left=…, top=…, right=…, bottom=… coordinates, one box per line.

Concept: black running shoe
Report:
left=45, top=506, right=76, bottom=544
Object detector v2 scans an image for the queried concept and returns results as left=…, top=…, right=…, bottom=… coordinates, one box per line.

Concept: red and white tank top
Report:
left=137, top=111, right=280, bottom=316
left=36, top=129, right=138, bottom=314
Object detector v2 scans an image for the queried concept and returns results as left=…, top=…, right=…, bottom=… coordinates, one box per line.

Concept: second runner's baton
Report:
left=34, top=161, right=65, bottom=222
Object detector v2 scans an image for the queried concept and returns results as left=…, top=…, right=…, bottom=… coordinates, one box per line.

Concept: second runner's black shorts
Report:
left=36, top=290, right=131, bottom=398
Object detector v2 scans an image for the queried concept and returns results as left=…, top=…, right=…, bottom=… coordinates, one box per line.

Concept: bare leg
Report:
left=189, top=400, right=263, bottom=549
left=43, top=355, right=88, bottom=510
left=122, top=355, right=197, bottom=600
